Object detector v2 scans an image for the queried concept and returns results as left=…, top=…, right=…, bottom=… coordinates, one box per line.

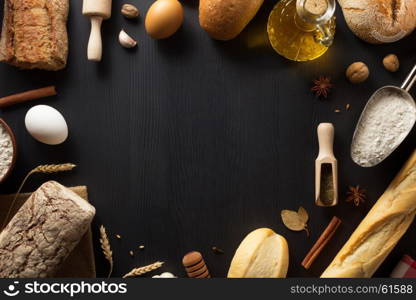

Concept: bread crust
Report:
left=0, top=0, right=69, bottom=70
left=199, top=0, right=264, bottom=40
left=321, top=150, right=416, bottom=278
left=0, top=181, right=95, bottom=278
left=338, top=0, right=416, bottom=43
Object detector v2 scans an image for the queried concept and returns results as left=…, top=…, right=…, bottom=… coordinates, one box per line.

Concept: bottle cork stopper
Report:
left=304, top=0, right=328, bottom=15
left=182, top=251, right=211, bottom=278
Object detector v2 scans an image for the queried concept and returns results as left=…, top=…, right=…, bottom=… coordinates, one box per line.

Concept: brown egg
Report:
left=145, top=0, right=184, bottom=39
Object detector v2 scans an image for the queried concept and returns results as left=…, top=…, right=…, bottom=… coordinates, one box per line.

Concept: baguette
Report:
left=321, top=150, right=416, bottom=278
left=199, top=0, right=264, bottom=41
left=0, top=0, right=69, bottom=70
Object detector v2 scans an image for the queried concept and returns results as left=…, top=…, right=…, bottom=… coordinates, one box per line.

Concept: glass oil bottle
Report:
left=267, top=0, right=336, bottom=62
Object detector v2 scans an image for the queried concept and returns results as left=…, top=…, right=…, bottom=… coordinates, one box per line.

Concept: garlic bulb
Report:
left=119, top=30, right=137, bottom=48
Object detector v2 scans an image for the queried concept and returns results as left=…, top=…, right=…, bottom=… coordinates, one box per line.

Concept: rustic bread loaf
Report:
left=0, top=0, right=69, bottom=70
left=338, top=0, right=416, bottom=43
left=0, top=181, right=95, bottom=278
left=199, top=0, right=264, bottom=41
left=321, top=150, right=416, bottom=278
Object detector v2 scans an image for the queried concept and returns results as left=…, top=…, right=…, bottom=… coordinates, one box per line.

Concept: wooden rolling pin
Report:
left=82, top=0, right=112, bottom=61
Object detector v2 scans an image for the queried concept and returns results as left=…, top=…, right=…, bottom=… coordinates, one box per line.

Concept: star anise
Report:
left=311, top=76, right=332, bottom=98
left=346, top=185, right=366, bottom=206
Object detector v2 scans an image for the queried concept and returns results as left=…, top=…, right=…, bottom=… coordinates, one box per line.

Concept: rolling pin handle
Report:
left=87, top=16, right=103, bottom=62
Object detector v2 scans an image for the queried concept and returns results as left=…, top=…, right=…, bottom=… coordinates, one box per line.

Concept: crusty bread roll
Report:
left=338, top=0, right=416, bottom=43
left=0, top=0, right=69, bottom=70
left=199, top=0, right=264, bottom=41
left=321, top=150, right=416, bottom=278
left=228, top=228, right=289, bottom=278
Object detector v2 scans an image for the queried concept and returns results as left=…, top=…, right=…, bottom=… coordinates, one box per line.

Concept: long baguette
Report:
left=321, top=150, right=416, bottom=278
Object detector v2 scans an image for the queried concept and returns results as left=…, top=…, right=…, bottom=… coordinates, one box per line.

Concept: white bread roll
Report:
left=338, top=0, right=416, bottom=43
left=228, top=228, right=289, bottom=278
left=321, top=150, right=416, bottom=278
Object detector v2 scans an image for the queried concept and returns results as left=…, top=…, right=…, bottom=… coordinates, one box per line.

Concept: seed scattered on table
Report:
left=212, top=246, right=224, bottom=254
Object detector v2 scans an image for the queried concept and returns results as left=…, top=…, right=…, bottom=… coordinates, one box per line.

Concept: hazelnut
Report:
left=121, top=4, right=139, bottom=19
left=346, top=62, right=369, bottom=84
left=383, top=54, right=399, bottom=72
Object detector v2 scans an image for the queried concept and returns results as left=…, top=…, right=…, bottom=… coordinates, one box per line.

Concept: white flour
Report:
left=0, top=123, right=14, bottom=180
left=351, top=90, right=416, bottom=167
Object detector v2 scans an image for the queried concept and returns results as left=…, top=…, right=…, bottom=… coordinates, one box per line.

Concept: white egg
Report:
left=25, top=105, right=68, bottom=145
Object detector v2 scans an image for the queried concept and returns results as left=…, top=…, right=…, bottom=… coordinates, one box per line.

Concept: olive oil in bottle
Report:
left=267, top=0, right=336, bottom=62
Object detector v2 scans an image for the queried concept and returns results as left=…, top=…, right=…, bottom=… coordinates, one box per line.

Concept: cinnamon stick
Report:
left=301, top=216, right=341, bottom=269
left=0, top=86, right=57, bottom=108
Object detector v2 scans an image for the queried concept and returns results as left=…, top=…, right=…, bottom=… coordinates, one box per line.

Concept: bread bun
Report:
left=199, top=0, right=264, bottom=41
left=338, top=0, right=416, bottom=43
left=227, top=228, right=289, bottom=278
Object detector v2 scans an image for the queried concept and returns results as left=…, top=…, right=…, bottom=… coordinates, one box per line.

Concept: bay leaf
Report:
left=281, top=210, right=304, bottom=231
left=298, top=206, right=309, bottom=223
left=281, top=207, right=310, bottom=236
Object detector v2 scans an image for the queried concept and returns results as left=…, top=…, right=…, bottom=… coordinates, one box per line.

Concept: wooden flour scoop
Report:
left=315, top=123, right=338, bottom=207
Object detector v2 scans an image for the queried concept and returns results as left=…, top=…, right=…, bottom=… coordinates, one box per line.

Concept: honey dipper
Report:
left=315, top=123, right=338, bottom=207
left=82, top=0, right=112, bottom=61
left=182, top=251, right=210, bottom=278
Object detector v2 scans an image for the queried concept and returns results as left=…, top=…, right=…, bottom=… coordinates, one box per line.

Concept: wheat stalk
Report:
left=31, top=163, right=76, bottom=174
left=1, top=163, right=76, bottom=230
left=100, top=225, right=114, bottom=278
left=123, top=261, right=164, bottom=278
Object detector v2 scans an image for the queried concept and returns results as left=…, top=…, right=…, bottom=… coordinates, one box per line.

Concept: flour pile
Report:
left=352, top=90, right=416, bottom=167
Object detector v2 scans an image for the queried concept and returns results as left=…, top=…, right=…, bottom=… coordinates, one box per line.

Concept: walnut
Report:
left=346, top=62, right=369, bottom=84
left=383, top=54, right=399, bottom=72
left=121, top=4, right=140, bottom=19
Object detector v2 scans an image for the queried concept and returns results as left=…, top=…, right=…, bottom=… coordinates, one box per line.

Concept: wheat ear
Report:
left=1, top=163, right=76, bottom=230
left=100, top=225, right=114, bottom=278
left=123, top=261, right=164, bottom=278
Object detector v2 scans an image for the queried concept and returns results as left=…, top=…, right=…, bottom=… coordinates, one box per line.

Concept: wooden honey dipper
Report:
left=82, top=0, right=112, bottom=61
left=182, top=251, right=210, bottom=278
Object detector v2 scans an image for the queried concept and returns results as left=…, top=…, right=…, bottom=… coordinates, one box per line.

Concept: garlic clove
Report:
left=152, top=272, right=176, bottom=278
left=119, top=30, right=137, bottom=48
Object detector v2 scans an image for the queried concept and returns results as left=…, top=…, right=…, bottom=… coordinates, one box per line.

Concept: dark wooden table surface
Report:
left=0, top=0, right=415, bottom=278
